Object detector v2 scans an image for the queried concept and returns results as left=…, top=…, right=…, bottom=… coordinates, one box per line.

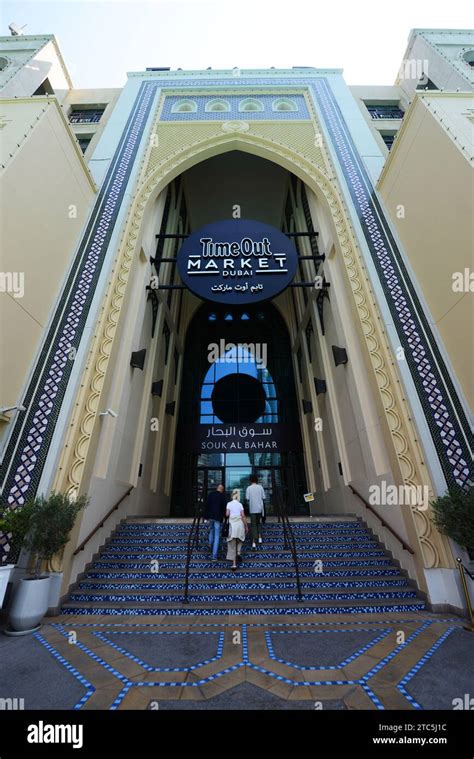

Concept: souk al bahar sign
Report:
left=177, top=219, right=298, bottom=304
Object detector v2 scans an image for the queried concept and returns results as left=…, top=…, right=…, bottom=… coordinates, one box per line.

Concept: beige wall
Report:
left=378, top=93, right=474, bottom=411
left=64, top=88, right=122, bottom=158
left=0, top=36, right=72, bottom=101
left=0, top=98, right=96, bottom=433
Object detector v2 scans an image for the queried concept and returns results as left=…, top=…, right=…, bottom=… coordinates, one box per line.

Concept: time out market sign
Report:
left=177, top=219, right=298, bottom=304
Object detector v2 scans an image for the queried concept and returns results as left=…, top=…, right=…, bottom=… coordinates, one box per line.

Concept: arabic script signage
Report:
left=177, top=219, right=298, bottom=304
left=187, top=424, right=301, bottom=452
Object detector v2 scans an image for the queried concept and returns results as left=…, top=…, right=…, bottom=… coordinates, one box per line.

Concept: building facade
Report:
left=0, top=29, right=473, bottom=615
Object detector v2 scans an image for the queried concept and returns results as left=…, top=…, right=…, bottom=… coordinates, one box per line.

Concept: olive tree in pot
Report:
left=2, top=493, right=88, bottom=634
left=0, top=500, right=36, bottom=611
left=431, top=487, right=474, bottom=558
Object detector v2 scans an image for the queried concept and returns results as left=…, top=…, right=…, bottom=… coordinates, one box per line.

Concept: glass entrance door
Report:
left=225, top=466, right=252, bottom=504
left=197, top=468, right=225, bottom=513
left=254, top=468, right=281, bottom=516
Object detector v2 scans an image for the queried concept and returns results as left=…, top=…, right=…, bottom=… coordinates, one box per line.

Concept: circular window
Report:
left=462, top=50, right=474, bottom=67
left=0, top=57, right=9, bottom=72
left=211, top=373, right=266, bottom=423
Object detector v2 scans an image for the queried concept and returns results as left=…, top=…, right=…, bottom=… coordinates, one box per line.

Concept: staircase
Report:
left=61, top=518, right=425, bottom=616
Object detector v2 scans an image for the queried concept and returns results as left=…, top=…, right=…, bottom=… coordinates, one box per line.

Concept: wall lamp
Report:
left=302, top=399, right=313, bottom=414
left=332, top=345, right=348, bottom=367
left=99, top=409, right=118, bottom=418
left=130, top=349, right=147, bottom=370
left=314, top=378, right=327, bottom=395
left=151, top=380, right=163, bottom=397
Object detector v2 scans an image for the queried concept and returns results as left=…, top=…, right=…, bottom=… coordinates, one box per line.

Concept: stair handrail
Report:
left=456, top=557, right=474, bottom=632
left=182, top=497, right=203, bottom=604
left=348, top=485, right=414, bottom=554
left=271, top=472, right=303, bottom=600
left=73, top=486, right=134, bottom=556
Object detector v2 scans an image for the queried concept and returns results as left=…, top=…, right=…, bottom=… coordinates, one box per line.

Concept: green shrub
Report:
left=0, top=493, right=88, bottom=576
left=431, top=487, right=474, bottom=556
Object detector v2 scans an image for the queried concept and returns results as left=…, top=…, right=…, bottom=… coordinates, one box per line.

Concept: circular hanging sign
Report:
left=177, top=219, right=298, bottom=304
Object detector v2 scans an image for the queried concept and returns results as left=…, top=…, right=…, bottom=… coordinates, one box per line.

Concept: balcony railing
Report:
left=69, top=109, right=104, bottom=124
left=366, top=105, right=404, bottom=120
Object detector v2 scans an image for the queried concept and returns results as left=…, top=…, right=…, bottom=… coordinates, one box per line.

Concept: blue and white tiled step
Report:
left=61, top=518, right=425, bottom=616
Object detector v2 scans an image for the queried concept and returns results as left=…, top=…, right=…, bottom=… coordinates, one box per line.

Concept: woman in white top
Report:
left=226, top=489, right=248, bottom=571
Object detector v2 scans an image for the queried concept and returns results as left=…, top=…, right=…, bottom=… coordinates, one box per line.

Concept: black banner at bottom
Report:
left=0, top=709, right=471, bottom=757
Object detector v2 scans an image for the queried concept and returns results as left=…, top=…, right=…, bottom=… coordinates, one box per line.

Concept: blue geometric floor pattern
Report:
left=266, top=627, right=391, bottom=669
left=399, top=627, right=474, bottom=710
left=0, top=630, right=92, bottom=710
left=147, top=681, right=346, bottom=710
left=6, top=613, right=469, bottom=711
left=92, top=629, right=224, bottom=671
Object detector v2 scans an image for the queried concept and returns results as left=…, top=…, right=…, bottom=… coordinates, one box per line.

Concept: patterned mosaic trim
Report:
left=110, top=536, right=374, bottom=546
left=93, top=629, right=225, bottom=672
left=98, top=551, right=386, bottom=561
left=33, top=631, right=95, bottom=709
left=311, top=78, right=472, bottom=488
left=94, top=559, right=394, bottom=570
left=265, top=627, right=392, bottom=670
left=117, top=522, right=366, bottom=532
left=68, top=590, right=419, bottom=604
left=102, top=543, right=379, bottom=554
left=61, top=604, right=425, bottom=617
left=86, top=569, right=401, bottom=580
left=396, top=626, right=456, bottom=709
left=0, top=80, right=158, bottom=519
left=78, top=579, right=409, bottom=592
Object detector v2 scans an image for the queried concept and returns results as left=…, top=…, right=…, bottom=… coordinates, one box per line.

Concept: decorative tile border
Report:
left=0, top=80, right=159, bottom=548
left=61, top=604, right=425, bottom=617
left=78, top=579, right=409, bottom=592
left=265, top=627, right=392, bottom=670
left=92, top=628, right=225, bottom=672
left=397, top=626, right=456, bottom=709
left=33, top=631, right=95, bottom=709
left=86, top=569, right=401, bottom=580
left=310, top=78, right=472, bottom=489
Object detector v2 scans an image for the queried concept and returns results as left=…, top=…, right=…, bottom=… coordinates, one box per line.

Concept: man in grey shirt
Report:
left=246, top=474, right=265, bottom=549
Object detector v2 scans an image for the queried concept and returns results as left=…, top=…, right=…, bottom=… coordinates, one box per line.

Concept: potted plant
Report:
left=431, top=486, right=474, bottom=558
left=0, top=500, right=35, bottom=610
left=3, top=492, right=88, bottom=633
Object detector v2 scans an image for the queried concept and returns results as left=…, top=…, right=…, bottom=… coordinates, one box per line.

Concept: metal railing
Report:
left=73, top=486, right=133, bottom=556
left=349, top=485, right=414, bottom=554
left=271, top=471, right=303, bottom=601
left=456, top=557, right=474, bottom=632
left=182, top=479, right=304, bottom=604
left=182, top=497, right=203, bottom=604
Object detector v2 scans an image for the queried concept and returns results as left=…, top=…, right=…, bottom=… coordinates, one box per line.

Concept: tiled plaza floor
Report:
left=1, top=610, right=473, bottom=711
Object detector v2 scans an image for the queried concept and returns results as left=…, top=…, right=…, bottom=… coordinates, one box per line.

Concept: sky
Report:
left=2, top=0, right=473, bottom=89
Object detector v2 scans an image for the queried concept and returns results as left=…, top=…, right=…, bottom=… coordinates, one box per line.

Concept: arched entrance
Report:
left=170, top=301, right=308, bottom=516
